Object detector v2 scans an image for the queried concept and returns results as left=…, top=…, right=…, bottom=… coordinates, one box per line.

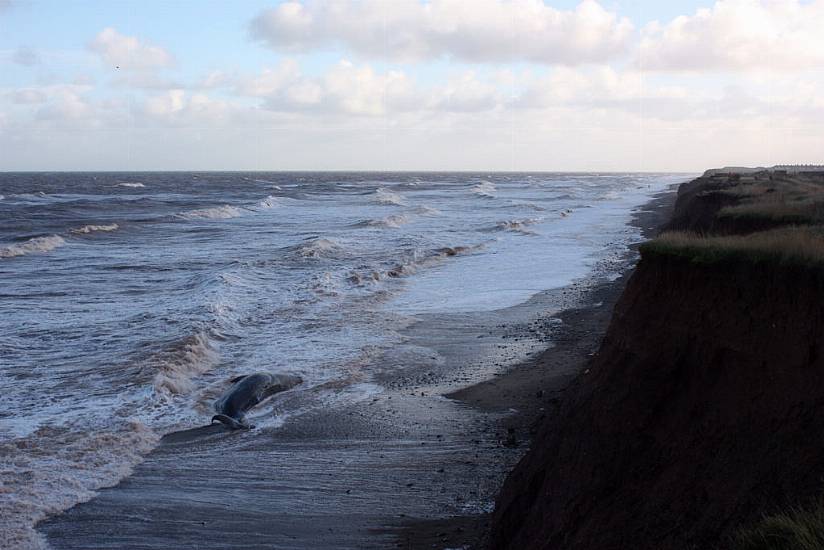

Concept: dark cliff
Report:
left=489, top=172, right=824, bottom=550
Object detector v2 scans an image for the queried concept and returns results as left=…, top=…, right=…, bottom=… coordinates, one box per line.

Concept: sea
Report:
left=0, top=171, right=686, bottom=548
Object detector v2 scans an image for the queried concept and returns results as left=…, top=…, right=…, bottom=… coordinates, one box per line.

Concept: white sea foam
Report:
left=472, top=181, right=497, bottom=198
left=0, top=421, right=159, bottom=550
left=494, top=218, right=542, bottom=235
left=152, top=332, right=220, bottom=395
left=373, top=188, right=405, bottom=206
left=299, top=237, right=343, bottom=259
left=70, top=224, right=119, bottom=235
left=180, top=205, right=243, bottom=220
left=117, top=182, right=145, bottom=188
left=0, top=235, right=65, bottom=258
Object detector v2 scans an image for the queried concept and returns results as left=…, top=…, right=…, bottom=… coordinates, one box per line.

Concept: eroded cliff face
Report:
left=489, top=176, right=824, bottom=550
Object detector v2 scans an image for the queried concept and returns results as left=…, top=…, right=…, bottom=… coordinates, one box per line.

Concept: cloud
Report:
left=12, top=46, right=39, bottom=66
left=9, top=87, right=48, bottom=104
left=234, top=59, right=504, bottom=116
left=640, top=0, right=824, bottom=72
left=89, top=27, right=174, bottom=71
left=249, top=0, right=634, bottom=65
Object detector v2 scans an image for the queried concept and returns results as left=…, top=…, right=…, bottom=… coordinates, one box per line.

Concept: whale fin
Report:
left=211, top=414, right=251, bottom=430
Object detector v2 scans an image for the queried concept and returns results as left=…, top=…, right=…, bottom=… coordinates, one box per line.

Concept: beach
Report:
left=28, top=179, right=679, bottom=549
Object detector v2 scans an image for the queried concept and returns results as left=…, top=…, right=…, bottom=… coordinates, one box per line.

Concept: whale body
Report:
left=211, top=373, right=302, bottom=430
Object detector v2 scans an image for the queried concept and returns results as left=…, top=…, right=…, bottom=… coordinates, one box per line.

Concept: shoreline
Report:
left=37, top=184, right=680, bottom=550
left=395, top=184, right=679, bottom=548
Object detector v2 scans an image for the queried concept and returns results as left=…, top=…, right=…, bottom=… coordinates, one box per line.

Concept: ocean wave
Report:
left=298, top=237, right=343, bottom=259
left=358, top=213, right=410, bottom=229
left=414, top=205, right=441, bottom=216
left=152, top=332, right=220, bottom=395
left=257, top=195, right=282, bottom=209
left=348, top=245, right=478, bottom=285
left=251, top=179, right=282, bottom=190
left=310, top=271, right=340, bottom=297
left=0, top=421, right=159, bottom=550
left=386, top=246, right=475, bottom=278
left=117, top=182, right=145, bottom=188
left=0, top=235, right=65, bottom=259
left=180, top=205, right=244, bottom=220
left=7, top=192, right=50, bottom=202
left=505, top=202, right=546, bottom=212
left=493, top=218, right=542, bottom=236
left=472, top=181, right=497, bottom=198
left=373, top=188, right=405, bottom=206
left=70, top=223, right=119, bottom=235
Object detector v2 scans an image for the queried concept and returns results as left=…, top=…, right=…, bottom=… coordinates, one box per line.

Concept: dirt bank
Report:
left=490, top=172, right=824, bottom=550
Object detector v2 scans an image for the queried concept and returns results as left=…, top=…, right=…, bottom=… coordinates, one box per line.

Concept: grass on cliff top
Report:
left=641, top=227, right=824, bottom=266
left=717, top=177, right=824, bottom=224
left=732, top=501, right=824, bottom=550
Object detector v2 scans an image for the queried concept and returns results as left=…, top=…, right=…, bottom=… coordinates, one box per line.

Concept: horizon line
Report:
left=0, top=169, right=700, bottom=174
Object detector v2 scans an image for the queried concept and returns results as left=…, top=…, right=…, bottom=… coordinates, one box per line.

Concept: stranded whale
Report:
left=211, top=373, right=302, bottom=430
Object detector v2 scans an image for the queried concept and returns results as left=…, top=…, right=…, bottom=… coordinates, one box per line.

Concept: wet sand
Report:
left=39, top=186, right=678, bottom=549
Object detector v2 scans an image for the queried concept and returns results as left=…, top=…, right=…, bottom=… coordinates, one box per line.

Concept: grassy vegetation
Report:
left=717, top=177, right=824, bottom=224
left=732, top=501, right=824, bottom=550
left=641, top=227, right=824, bottom=266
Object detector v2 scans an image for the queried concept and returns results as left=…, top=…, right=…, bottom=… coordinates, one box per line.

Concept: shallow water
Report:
left=0, top=172, right=685, bottom=548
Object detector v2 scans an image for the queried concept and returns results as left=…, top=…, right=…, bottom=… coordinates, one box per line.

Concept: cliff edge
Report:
left=489, top=171, right=824, bottom=550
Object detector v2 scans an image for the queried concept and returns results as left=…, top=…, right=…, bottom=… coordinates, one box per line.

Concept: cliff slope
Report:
left=490, top=172, right=824, bottom=550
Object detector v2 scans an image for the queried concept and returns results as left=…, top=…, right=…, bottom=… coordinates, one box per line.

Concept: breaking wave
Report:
left=117, top=182, right=145, bottom=188
left=70, top=224, right=119, bottom=235
left=152, top=332, right=220, bottom=395
left=180, top=205, right=243, bottom=220
left=357, top=214, right=411, bottom=229
left=373, top=188, right=405, bottom=206
left=0, top=235, right=65, bottom=258
left=348, top=245, right=478, bottom=284
left=298, top=237, right=344, bottom=259
left=386, top=246, right=475, bottom=278
left=492, top=218, right=542, bottom=235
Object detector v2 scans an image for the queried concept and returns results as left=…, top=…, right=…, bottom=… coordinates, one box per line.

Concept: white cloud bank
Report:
left=89, top=27, right=174, bottom=71
left=640, top=0, right=824, bottom=71
left=250, top=0, right=634, bottom=65
left=4, top=2, right=824, bottom=170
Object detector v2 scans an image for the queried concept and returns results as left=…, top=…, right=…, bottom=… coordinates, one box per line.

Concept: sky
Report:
left=1, top=0, right=823, bottom=172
